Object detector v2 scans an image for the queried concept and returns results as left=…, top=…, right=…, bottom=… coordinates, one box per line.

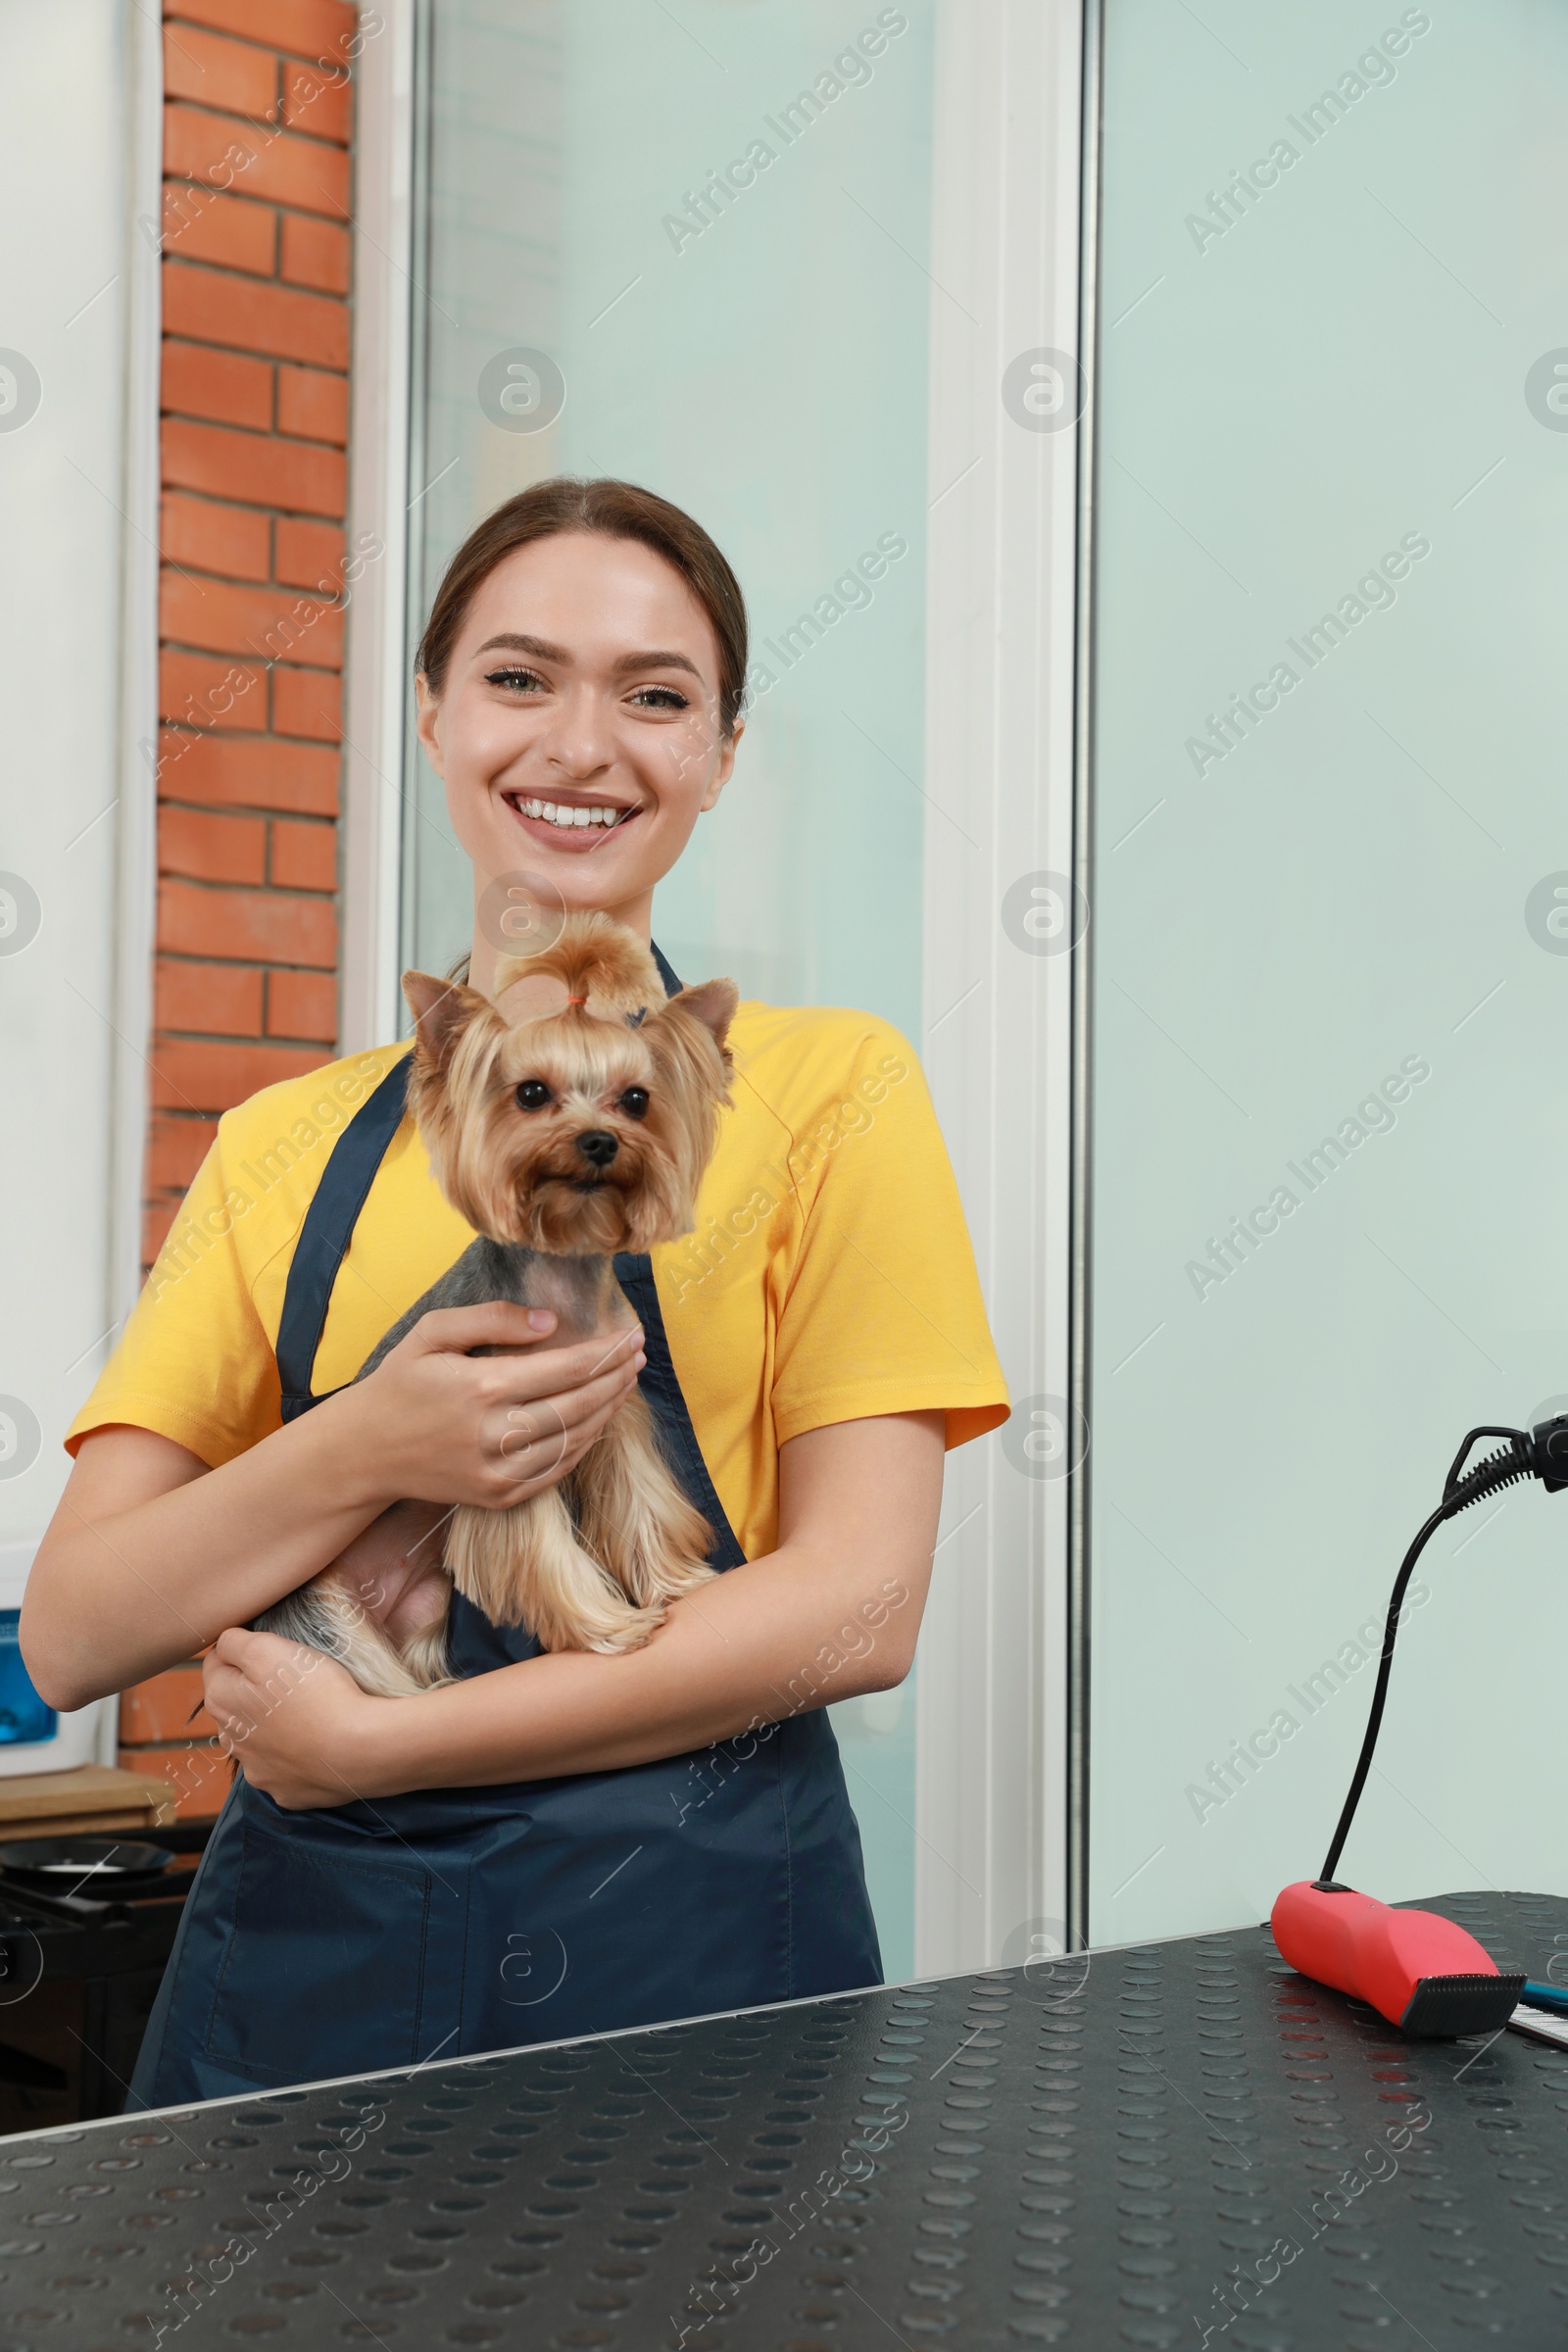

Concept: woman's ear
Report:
left=414, top=672, right=445, bottom=778
left=699, top=716, right=743, bottom=812
left=402, top=969, right=491, bottom=1070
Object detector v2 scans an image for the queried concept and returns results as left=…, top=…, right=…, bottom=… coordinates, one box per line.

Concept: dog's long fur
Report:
left=256, top=913, right=738, bottom=1695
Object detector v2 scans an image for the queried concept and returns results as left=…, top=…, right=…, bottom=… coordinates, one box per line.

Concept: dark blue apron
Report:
left=128, top=948, right=881, bottom=2106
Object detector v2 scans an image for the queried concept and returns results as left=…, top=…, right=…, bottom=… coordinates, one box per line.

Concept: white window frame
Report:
left=0, top=0, right=164, bottom=1766
left=340, top=0, right=419, bottom=1054
left=915, top=0, right=1094, bottom=1975
left=112, top=0, right=166, bottom=1339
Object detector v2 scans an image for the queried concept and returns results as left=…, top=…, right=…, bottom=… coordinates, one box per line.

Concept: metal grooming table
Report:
left=1, top=1888, right=1565, bottom=2348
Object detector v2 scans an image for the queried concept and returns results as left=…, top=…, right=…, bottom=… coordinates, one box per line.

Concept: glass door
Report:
left=401, top=0, right=942, bottom=1977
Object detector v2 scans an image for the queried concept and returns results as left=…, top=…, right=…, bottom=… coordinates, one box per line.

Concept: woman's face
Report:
left=416, top=531, right=741, bottom=968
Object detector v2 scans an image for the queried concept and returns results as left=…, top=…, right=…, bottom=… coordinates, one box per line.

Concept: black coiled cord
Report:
left=1446, top=1441, right=1536, bottom=1508
left=1318, top=1426, right=1539, bottom=1886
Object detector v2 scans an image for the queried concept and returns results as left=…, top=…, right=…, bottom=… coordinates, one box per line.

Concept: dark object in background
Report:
left=0, top=1838, right=174, bottom=1896
left=0, top=1822, right=207, bottom=2131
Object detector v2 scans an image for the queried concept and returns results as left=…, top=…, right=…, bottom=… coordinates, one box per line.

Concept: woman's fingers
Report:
left=411, top=1307, right=644, bottom=1373
left=494, top=1348, right=640, bottom=1445
left=398, top=1301, right=644, bottom=1405
left=473, top=1323, right=645, bottom=1404
left=513, top=1366, right=637, bottom=1466
left=409, top=1299, right=560, bottom=1353
left=479, top=1353, right=643, bottom=1502
left=204, top=1625, right=362, bottom=1776
left=348, top=1297, right=647, bottom=1510
left=480, top=1341, right=643, bottom=1470
left=204, top=1643, right=255, bottom=1743
left=495, top=1397, right=572, bottom=1484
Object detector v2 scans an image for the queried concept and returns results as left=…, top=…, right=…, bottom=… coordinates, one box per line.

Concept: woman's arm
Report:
left=205, top=1409, right=945, bottom=1808
left=21, top=1303, right=645, bottom=1710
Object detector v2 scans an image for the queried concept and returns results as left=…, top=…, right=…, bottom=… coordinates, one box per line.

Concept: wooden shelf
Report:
left=0, top=1764, right=180, bottom=1842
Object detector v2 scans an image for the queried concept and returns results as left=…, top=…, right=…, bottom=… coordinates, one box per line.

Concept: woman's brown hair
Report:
left=416, top=476, right=749, bottom=738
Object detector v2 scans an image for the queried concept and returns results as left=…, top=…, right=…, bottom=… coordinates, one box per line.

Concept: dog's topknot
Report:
left=494, top=910, right=666, bottom=1025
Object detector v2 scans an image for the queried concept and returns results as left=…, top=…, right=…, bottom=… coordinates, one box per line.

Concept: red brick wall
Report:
left=118, top=1663, right=231, bottom=1823
left=124, top=2, right=362, bottom=1809
left=148, top=0, right=361, bottom=1269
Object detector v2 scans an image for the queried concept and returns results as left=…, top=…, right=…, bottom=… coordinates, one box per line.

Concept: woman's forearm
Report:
left=350, top=1537, right=925, bottom=1796
left=25, top=1306, right=646, bottom=1711
left=209, top=1412, right=946, bottom=1812
left=23, top=1397, right=398, bottom=1709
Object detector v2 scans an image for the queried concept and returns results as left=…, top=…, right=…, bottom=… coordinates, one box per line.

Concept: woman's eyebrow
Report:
left=611, top=648, right=703, bottom=680
left=475, top=632, right=568, bottom=662
left=473, top=633, right=702, bottom=683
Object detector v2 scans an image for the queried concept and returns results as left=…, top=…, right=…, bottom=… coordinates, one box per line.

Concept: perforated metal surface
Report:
left=2, top=1889, right=1567, bottom=2348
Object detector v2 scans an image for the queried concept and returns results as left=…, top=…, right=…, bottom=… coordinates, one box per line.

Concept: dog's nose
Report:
left=576, top=1130, right=619, bottom=1169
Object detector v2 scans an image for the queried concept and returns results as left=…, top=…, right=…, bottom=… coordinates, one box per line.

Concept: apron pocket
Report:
left=204, top=1814, right=437, bottom=2083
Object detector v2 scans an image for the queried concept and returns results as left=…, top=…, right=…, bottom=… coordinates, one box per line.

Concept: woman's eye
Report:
left=485, top=666, right=547, bottom=694
left=629, top=685, right=689, bottom=711
left=515, top=1080, right=553, bottom=1110
left=618, top=1087, right=650, bottom=1120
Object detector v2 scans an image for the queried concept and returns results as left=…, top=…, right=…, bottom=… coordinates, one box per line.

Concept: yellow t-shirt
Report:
left=69, top=1003, right=1009, bottom=1562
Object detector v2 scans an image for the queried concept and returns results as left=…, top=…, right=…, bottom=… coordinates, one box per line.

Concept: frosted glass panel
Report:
left=406, top=0, right=938, bottom=1977
left=407, top=0, right=931, bottom=1036
left=1090, top=1, right=1568, bottom=1942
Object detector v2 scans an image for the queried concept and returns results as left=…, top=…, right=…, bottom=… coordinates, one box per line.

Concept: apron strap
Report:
left=618, top=942, right=747, bottom=1563
left=274, top=1053, right=412, bottom=1420
left=651, top=941, right=683, bottom=1000
left=612, top=1250, right=746, bottom=1570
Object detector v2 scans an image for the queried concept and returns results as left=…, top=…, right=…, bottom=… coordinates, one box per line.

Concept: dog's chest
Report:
left=525, top=1250, right=631, bottom=1342
left=466, top=1240, right=631, bottom=1346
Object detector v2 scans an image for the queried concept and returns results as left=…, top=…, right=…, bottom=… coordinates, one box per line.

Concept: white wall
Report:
left=0, top=0, right=160, bottom=1632
left=1089, top=0, right=1568, bottom=1941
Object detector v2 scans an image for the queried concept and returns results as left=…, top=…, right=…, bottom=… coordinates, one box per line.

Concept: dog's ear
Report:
left=666, top=978, right=739, bottom=1069
left=401, top=969, right=490, bottom=1070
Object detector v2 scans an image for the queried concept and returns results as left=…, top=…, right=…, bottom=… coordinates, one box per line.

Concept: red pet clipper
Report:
left=1273, top=1418, right=1568, bottom=2034
left=1271, top=1881, right=1522, bottom=2036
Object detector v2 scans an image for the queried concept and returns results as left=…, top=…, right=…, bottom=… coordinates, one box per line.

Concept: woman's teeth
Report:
left=519, top=798, right=624, bottom=829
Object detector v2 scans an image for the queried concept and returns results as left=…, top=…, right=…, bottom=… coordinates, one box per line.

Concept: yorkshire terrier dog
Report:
left=256, top=913, right=738, bottom=1697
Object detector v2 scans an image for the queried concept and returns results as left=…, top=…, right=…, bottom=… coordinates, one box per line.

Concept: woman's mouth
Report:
left=502, top=792, right=640, bottom=851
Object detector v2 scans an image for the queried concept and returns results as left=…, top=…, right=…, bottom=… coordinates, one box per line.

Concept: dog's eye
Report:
left=514, top=1079, right=553, bottom=1111
left=618, top=1087, right=650, bottom=1120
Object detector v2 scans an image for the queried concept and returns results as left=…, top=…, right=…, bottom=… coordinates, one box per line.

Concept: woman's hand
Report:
left=336, top=1302, right=646, bottom=1516
left=205, top=1627, right=389, bottom=1811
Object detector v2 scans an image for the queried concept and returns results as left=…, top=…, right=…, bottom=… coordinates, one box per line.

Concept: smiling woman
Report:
left=411, top=478, right=749, bottom=987
left=23, top=476, right=1007, bottom=2105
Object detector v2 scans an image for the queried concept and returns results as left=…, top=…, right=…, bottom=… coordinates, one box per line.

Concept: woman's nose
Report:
left=540, top=687, right=614, bottom=777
